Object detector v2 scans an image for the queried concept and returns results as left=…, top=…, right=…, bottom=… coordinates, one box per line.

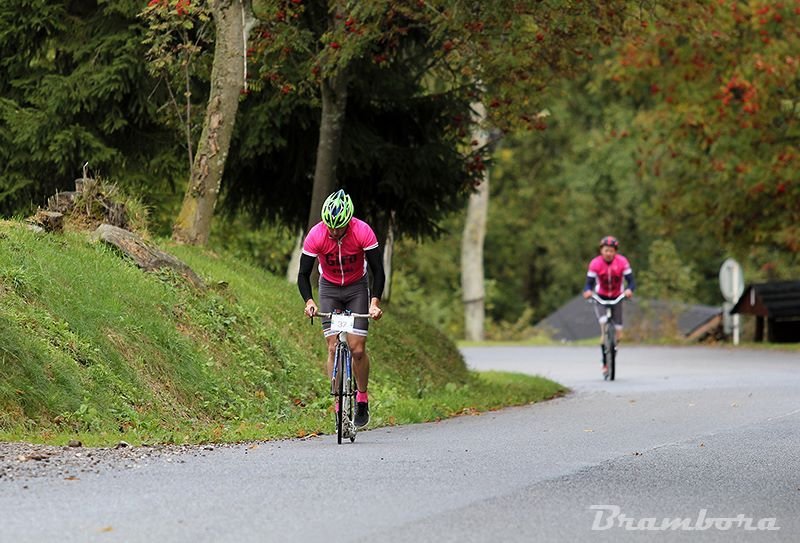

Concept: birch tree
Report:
left=461, top=102, right=490, bottom=340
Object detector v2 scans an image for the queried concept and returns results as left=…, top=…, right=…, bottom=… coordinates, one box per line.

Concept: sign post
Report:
left=719, top=258, right=745, bottom=345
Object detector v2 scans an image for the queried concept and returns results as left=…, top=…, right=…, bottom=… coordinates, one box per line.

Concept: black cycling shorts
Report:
left=592, top=296, right=624, bottom=329
left=318, top=275, right=370, bottom=337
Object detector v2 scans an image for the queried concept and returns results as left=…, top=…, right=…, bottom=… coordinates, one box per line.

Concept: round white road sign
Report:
left=719, top=258, right=745, bottom=302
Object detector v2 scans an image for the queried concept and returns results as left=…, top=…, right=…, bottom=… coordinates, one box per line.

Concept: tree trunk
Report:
left=305, top=71, right=349, bottom=232
left=286, top=227, right=304, bottom=282
left=462, top=175, right=489, bottom=341
left=381, top=211, right=396, bottom=302
left=461, top=102, right=490, bottom=341
left=173, top=0, right=255, bottom=245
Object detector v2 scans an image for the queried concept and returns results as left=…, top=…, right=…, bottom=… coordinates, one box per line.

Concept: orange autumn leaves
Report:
left=608, top=0, right=800, bottom=254
left=147, top=0, right=191, bottom=16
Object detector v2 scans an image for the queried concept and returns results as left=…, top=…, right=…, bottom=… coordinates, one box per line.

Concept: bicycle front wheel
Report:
left=607, top=324, right=617, bottom=381
left=341, top=345, right=356, bottom=442
left=335, top=345, right=345, bottom=444
left=346, top=369, right=356, bottom=443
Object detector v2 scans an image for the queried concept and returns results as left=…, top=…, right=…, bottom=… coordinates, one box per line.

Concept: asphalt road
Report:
left=2, top=345, right=799, bottom=542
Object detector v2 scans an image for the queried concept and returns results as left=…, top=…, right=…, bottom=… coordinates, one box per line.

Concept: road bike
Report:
left=314, top=310, right=370, bottom=444
left=589, top=293, right=626, bottom=381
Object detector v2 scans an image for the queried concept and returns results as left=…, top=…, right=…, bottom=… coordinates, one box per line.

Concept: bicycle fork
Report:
left=599, top=309, right=617, bottom=362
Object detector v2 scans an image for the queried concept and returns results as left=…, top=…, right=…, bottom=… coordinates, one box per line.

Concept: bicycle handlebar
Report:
left=315, top=312, right=371, bottom=318
left=589, top=293, right=627, bottom=305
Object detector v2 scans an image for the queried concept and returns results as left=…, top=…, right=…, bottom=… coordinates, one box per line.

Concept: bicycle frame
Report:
left=332, top=335, right=354, bottom=443
left=316, top=310, right=370, bottom=444
left=590, top=293, right=626, bottom=381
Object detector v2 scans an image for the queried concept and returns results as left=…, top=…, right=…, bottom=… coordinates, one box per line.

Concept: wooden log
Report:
left=93, top=224, right=205, bottom=289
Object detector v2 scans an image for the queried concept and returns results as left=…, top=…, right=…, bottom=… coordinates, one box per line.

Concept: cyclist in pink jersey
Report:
left=582, top=236, right=635, bottom=375
left=298, top=190, right=385, bottom=429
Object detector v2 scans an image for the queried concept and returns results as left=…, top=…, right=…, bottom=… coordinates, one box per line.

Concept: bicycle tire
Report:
left=346, top=352, right=356, bottom=443
left=601, top=322, right=610, bottom=381
left=335, top=343, right=345, bottom=444
left=607, top=323, right=617, bottom=381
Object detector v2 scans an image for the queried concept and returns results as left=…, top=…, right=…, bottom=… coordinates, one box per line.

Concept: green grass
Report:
left=0, top=221, right=565, bottom=446
left=373, top=371, right=565, bottom=425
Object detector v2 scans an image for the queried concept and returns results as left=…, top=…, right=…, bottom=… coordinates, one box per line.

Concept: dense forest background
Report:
left=1, top=0, right=798, bottom=339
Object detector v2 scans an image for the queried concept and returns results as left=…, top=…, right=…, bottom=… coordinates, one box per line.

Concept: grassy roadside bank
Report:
left=0, top=221, right=565, bottom=446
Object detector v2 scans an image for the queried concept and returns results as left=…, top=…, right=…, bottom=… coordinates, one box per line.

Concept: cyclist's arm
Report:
left=297, top=253, right=316, bottom=302
left=365, top=247, right=385, bottom=301
left=624, top=271, right=636, bottom=294
left=583, top=271, right=597, bottom=298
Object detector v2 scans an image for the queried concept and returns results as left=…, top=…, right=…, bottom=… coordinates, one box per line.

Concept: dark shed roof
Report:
left=731, top=281, right=800, bottom=318
left=537, top=296, right=721, bottom=341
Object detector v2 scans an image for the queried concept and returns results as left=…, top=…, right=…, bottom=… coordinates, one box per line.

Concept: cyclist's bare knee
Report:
left=351, top=346, right=366, bottom=361
left=349, top=336, right=367, bottom=361
left=326, top=335, right=338, bottom=353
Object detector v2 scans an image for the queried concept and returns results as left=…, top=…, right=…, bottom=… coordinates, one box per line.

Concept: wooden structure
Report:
left=731, top=281, right=800, bottom=343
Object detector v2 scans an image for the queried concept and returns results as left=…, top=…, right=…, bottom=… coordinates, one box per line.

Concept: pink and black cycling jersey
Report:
left=586, top=254, right=633, bottom=297
left=302, top=217, right=379, bottom=286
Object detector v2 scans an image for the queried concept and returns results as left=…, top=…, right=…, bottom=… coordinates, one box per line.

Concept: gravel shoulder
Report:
left=0, top=441, right=223, bottom=482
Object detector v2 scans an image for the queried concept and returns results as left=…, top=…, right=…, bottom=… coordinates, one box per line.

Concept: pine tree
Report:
left=0, top=0, right=185, bottom=220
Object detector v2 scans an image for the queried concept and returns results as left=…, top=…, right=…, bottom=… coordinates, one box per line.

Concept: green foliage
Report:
left=139, top=0, right=214, bottom=172
left=5, top=0, right=796, bottom=348
left=441, top=81, right=646, bottom=329
left=0, top=220, right=558, bottom=445
left=637, top=240, right=697, bottom=302
left=223, top=0, right=482, bottom=239
left=388, top=1, right=672, bottom=338
left=608, top=0, right=800, bottom=281
left=422, top=0, right=632, bottom=131
left=391, top=217, right=465, bottom=337
left=393, top=0, right=800, bottom=336
left=0, top=0, right=187, bottom=223
left=208, top=215, right=298, bottom=276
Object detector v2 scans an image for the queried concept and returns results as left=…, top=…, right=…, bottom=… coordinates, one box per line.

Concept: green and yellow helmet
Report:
left=321, top=189, right=354, bottom=229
